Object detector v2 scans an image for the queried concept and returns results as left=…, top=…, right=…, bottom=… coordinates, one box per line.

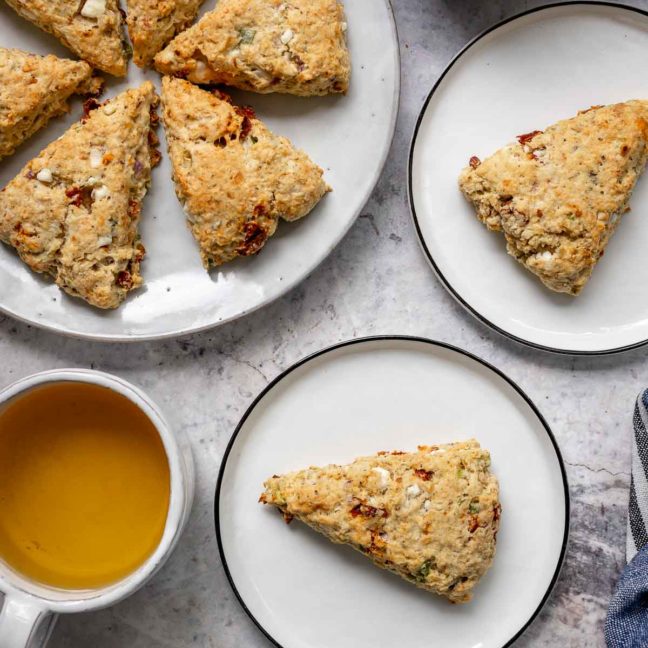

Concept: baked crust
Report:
left=4, top=0, right=128, bottom=77
left=0, top=83, right=159, bottom=309
left=161, top=77, right=329, bottom=267
left=0, top=47, right=102, bottom=161
left=459, top=101, right=648, bottom=295
left=260, top=440, right=500, bottom=604
left=155, top=0, right=350, bottom=96
left=126, top=0, right=205, bottom=68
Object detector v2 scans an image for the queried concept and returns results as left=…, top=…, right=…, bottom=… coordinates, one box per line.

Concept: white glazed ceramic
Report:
left=216, top=336, right=569, bottom=648
left=0, top=0, right=399, bottom=341
left=0, top=369, right=195, bottom=647
left=409, top=2, right=648, bottom=355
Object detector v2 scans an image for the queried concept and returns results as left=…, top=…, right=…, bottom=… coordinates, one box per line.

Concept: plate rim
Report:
left=0, top=0, right=401, bottom=343
left=214, top=335, right=571, bottom=648
left=407, top=0, right=648, bottom=357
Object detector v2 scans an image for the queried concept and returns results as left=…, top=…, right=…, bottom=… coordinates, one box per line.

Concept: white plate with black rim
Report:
left=0, top=0, right=399, bottom=341
left=215, top=336, right=569, bottom=648
left=409, top=2, right=648, bottom=355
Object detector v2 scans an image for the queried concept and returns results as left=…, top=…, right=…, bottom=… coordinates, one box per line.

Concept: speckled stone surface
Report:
left=1, top=1, right=648, bottom=646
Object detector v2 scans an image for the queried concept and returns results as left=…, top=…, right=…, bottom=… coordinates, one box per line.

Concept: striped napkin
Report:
left=605, top=390, right=648, bottom=647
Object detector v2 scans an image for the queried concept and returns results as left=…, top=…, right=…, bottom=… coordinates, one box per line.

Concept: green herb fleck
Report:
left=250, top=135, right=258, bottom=144
left=468, top=501, right=480, bottom=514
left=457, top=468, right=464, bottom=478
left=238, top=27, right=257, bottom=45
left=415, top=558, right=435, bottom=583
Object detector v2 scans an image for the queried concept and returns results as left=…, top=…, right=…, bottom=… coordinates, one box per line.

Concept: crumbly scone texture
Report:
left=459, top=100, right=648, bottom=295
left=260, top=440, right=501, bottom=604
left=0, top=82, right=159, bottom=309
left=0, top=47, right=102, bottom=161
left=4, top=0, right=128, bottom=76
left=126, top=0, right=205, bottom=68
left=155, top=0, right=350, bottom=96
left=161, top=77, right=329, bottom=267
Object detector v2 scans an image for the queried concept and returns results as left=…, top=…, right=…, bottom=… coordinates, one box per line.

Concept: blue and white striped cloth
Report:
left=605, top=390, right=648, bottom=647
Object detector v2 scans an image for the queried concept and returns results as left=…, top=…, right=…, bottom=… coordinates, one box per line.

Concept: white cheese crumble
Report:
left=90, top=148, right=103, bottom=168
left=372, top=467, right=391, bottom=489
left=280, top=29, right=294, bottom=44
left=422, top=499, right=432, bottom=512
left=610, top=212, right=619, bottom=225
left=92, top=185, right=110, bottom=200
left=341, top=21, right=348, bottom=31
left=81, top=0, right=106, bottom=19
left=537, top=251, right=554, bottom=263
left=406, top=484, right=421, bottom=498
left=86, top=176, right=100, bottom=186
left=96, top=235, right=112, bottom=247
left=103, top=103, right=116, bottom=116
left=36, top=168, right=53, bottom=183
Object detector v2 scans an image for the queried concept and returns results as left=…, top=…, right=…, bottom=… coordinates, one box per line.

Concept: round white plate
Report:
left=409, top=2, right=648, bottom=355
left=216, top=337, right=569, bottom=648
left=0, top=0, right=399, bottom=341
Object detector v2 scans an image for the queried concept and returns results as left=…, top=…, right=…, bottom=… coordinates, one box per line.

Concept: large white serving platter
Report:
left=216, top=337, right=569, bottom=648
left=0, top=0, right=399, bottom=340
left=409, top=2, right=648, bottom=354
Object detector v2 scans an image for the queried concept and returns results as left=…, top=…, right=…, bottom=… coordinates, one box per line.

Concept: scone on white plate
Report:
left=0, top=47, right=102, bottom=161
left=260, top=440, right=501, bottom=604
left=125, top=0, right=206, bottom=68
left=155, top=0, right=350, bottom=96
left=0, top=82, right=160, bottom=309
left=459, top=100, right=648, bottom=295
left=161, top=76, right=330, bottom=268
left=4, top=0, right=129, bottom=76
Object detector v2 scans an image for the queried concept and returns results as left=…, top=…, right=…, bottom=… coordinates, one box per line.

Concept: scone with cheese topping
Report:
left=155, top=0, right=350, bottom=96
left=0, top=82, right=159, bottom=309
left=0, top=47, right=103, bottom=161
left=4, top=0, right=128, bottom=76
left=459, top=101, right=648, bottom=295
left=161, top=77, right=329, bottom=267
left=260, top=440, right=501, bottom=603
left=126, top=0, right=206, bottom=68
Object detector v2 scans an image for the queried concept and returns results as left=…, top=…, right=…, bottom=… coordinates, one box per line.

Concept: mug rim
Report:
left=0, top=368, right=189, bottom=613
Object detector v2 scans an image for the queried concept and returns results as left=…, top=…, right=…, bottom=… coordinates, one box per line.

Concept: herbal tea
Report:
left=0, top=382, right=170, bottom=589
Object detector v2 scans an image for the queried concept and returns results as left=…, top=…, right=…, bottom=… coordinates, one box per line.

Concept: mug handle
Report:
left=0, top=594, right=55, bottom=647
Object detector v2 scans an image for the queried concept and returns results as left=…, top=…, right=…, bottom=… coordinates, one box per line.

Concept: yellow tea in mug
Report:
left=0, top=382, right=170, bottom=589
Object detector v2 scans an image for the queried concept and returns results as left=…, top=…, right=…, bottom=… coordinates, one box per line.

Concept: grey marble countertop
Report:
left=2, top=1, right=647, bottom=646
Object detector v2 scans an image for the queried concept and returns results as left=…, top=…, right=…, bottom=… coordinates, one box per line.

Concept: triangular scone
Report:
left=126, top=0, right=206, bottom=68
left=4, top=0, right=128, bottom=76
left=260, top=440, right=501, bottom=604
left=0, top=47, right=103, bottom=161
left=0, top=83, right=160, bottom=309
left=161, top=77, right=330, bottom=267
left=459, top=101, right=648, bottom=295
left=155, top=0, right=350, bottom=96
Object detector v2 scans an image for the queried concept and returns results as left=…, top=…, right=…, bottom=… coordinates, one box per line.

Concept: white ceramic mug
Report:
left=0, top=369, right=195, bottom=647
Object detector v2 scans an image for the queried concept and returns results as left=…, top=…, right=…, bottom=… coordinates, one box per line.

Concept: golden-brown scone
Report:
left=0, top=47, right=103, bottom=161
left=0, top=83, right=160, bottom=309
left=126, top=0, right=206, bottom=68
left=459, top=101, right=648, bottom=295
left=260, top=440, right=501, bottom=604
left=161, top=77, right=330, bottom=267
left=155, top=0, right=350, bottom=96
left=4, top=0, right=128, bottom=77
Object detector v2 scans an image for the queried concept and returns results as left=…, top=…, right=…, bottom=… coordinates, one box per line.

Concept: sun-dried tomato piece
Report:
left=127, top=199, right=141, bottom=220
left=237, top=221, right=268, bottom=256
left=65, top=186, right=93, bottom=209
left=82, top=98, right=101, bottom=121
left=239, top=116, right=253, bottom=141
left=516, top=130, right=542, bottom=146
left=414, top=468, right=434, bottom=481
left=134, top=243, right=146, bottom=264
left=469, top=156, right=481, bottom=169
left=468, top=515, right=480, bottom=533
left=116, top=270, right=133, bottom=289
left=350, top=500, right=388, bottom=519
left=234, top=104, right=256, bottom=120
